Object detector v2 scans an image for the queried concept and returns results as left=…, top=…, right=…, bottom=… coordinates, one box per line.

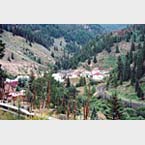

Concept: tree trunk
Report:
left=46, top=80, right=51, bottom=107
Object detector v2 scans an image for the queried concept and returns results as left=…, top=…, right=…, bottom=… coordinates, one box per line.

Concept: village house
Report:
left=80, top=70, right=91, bottom=78
left=52, top=67, right=110, bottom=83
left=91, top=72, right=104, bottom=81
left=1, top=75, right=29, bottom=102
left=52, top=73, right=65, bottom=83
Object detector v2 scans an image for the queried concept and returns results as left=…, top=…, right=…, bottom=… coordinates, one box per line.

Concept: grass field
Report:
left=108, top=82, right=145, bottom=102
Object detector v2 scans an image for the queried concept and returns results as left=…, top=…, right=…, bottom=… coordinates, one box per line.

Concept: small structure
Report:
left=52, top=73, right=64, bottom=83
left=80, top=70, right=91, bottom=78
left=4, top=82, right=16, bottom=95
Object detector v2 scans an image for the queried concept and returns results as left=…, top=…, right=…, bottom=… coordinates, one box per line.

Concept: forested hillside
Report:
left=0, top=24, right=105, bottom=51
left=1, top=24, right=145, bottom=120
left=57, top=24, right=144, bottom=70
left=0, top=24, right=128, bottom=74
left=105, top=25, right=145, bottom=103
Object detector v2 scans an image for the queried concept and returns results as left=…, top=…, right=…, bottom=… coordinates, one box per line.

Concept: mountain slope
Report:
left=1, top=24, right=105, bottom=50
left=104, top=24, right=145, bottom=104
left=0, top=24, right=107, bottom=75
left=0, top=24, right=130, bottom=75
left=0, top=30, right=56, bottom=76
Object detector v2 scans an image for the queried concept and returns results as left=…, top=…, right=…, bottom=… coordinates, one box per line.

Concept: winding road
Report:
left=96, top=84, right=145, bottom=109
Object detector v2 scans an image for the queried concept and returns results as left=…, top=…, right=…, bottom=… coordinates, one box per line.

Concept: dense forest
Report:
left=0, top=24, right=105, bottom=50
left=57, top=25, right=145, bottom=70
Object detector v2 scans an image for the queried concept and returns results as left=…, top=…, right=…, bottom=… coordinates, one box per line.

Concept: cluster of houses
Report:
left=52, top=67, right=109, bottom=83
left=1, top=75, right=29, bottom=103
left=1, top=67, right=109, bottom=102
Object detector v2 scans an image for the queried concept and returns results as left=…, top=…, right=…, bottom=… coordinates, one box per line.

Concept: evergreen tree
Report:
left=137, top=43, right=142, bottom=49
left=142, top=40, right=145, bottom=60
left=135, top=79, right=139, bottom=92
left=136, top=86, right=144, bottom=100
left=123, top=53, right=131, bottom=81
left=11, top=52, right=14, bottom=60
left=0, top=64, right=6, bottom=90
left=29, top=70, right=35, bottom=92
left=115, top=45, right=120, bottom=53
left=91, top=108, right=97, bottom=120
left=0, top=40, right=5, bottom=59
left=91, top=85, right=96, bottom=95
left=142, top=41, right=145, bottom=60
left=51, top=52, right=54, bottom=58
left=126, top=33, right=130, bottom=42
left=114, top=74, right=118, bottom=87
left=7, top=57, right=11, bottom=62
left=108, top=92, right=124, bottom=120
left=77, top=77, right=86, bottom=87
left=140, top=34, right=145, bottom=42
left=131, top=66, right=136, bottom=85
left=66, top=77, right=71, bottom=88
left=0, top=41, right=5, bottom=100
left=117, top=56, right=123, bottom=82
left=93, top=56, right=97, bottom=63
left=87, top=58, right=91, bottom=65
left=129, top=50, right=133, bottom=64
left=131, top=42, right=135, bottom=51
left=136, top=49, right=144, bottom=79
left=106, top=47, right=111, bottom=53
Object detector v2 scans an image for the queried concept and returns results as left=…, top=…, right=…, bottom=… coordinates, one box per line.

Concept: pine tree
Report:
left=46, top=80, right=51, bottom=106
left=142, top=41, right=145, bottom=60
left=7, top=57, right=11, bottom=62
left=87, top=58, right=91, bottom=65
left=131, top=66, right=136, bottom=85
left=117, top=56, right=123, bottom=82
left=11, top=52, right=14, bottom=60
left=115, top=45, right=120, bottom=53
left=131, top=42, right=135, bottom=51
left=93, top=56, right=97, bottom=63
left=136, top=49, right=144, bottom=79
left=123, top=53, right=131, bottom=81
left=137, top=43, right=142, bottom=49
left=0, top=40, right=5, bottom=100
left=126, top=33, right=130, bottom=42
left=66, top=77, right=71, bottom=88
left=28, top=70, right=35, bottom=111
left=135, top=79, right=139, bottom=92
left=129, top=50, right=133, bottom=64
left=51, top=52, right=54, bottom=58
left=109, top=92, right=124, bottom=120
left=0, top=64, right=6, bottom=90
left=114, top=74, right=118, bottom=87
left=29, top=70, right=35, bottom=92
left=91, top=108, right=97, bottom=120
left=0, top=40, right=5, bottom=59
left=137, top=86, right=144, bottom=100
left=140, top=34, right=145, bottom=42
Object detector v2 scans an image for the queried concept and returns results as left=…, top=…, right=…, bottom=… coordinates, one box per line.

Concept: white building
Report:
left=80, top=70, right=91, bottom=78
left=92, top=74, right=104, bottom=81
left=52, top=73, right=64, bottom=83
